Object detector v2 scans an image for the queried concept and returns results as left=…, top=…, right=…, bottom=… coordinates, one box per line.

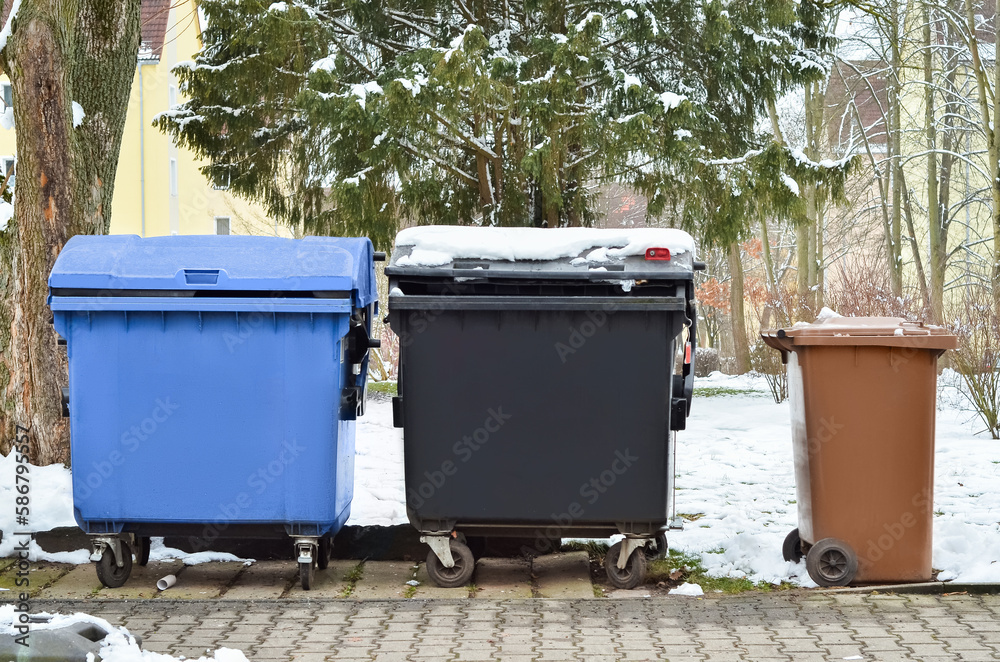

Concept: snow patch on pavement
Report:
left=669, top=582, right=705, bottom=596
left=148, top=539, right=254, bottom=566
left=0, top=605, right=249, bottom=662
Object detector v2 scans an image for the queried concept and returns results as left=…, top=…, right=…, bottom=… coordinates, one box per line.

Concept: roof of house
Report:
left=140, top=0, right=173, bottom=61
left=826, top=60, right=889, bottom=152
left=1, top=0, right=173, bottom=61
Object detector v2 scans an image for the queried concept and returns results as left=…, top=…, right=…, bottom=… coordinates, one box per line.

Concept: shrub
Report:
left=949, top=287, right=1000, bottom=439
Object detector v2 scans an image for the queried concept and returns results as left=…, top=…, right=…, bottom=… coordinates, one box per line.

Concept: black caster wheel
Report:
left=317, top=536, right=331, bottom=571
left=782, top=528, right=803, bottom=563
left=135, top=536, right=151, bottom=567
left=96, top=541, right=133, bottom=588
left=644, top=532, right=668, bottom=561
left=604, top=541, right=648, bottom=590
left=805, top=537, right=858, bottom=587
left=300, top=560, right=315, bottom=590
left=426, top=540, right=475, bottom=588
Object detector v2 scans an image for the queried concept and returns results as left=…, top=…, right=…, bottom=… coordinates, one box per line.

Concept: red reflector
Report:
left=645, top=247, right=671, bottom=261
left=685, top=343, right=692, bottom=364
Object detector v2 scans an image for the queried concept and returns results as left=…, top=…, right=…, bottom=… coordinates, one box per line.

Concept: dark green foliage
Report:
left=158, top=0, right=847, bottom=248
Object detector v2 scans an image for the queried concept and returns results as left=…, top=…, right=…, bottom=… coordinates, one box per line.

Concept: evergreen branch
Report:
left=399, top=139, right=479, bottom=185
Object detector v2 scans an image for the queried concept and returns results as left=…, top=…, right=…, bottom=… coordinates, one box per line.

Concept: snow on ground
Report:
left=667, top=372, right=1000, bottom=586
left=0, top=450, right=79, bottom=561
left=2, top=375, right=998, bottom=587
left=0, top=604, right=249, bottom=662
left=352, top=398, right=407, bottom=526
left=352, top=373, right=1000, bottom=587
left=148, top=541, right=252, bottom=566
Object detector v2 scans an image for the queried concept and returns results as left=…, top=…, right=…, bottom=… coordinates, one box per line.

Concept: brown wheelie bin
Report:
left=762, top=316, right=958, bottom=586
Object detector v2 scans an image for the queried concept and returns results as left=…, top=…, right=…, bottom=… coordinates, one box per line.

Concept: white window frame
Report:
left=169, top=158, right=178, bottom=197
left=212, top=171, right=231, bottom=191
left=215, top=216, right=231, bottom=235
left=1, top=156, right=15, bottom=183
left=1, top=83, right=11, bottom=111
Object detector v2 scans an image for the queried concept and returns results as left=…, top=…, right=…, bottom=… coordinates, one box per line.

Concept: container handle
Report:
left=182, top=269, right=221, bottom=285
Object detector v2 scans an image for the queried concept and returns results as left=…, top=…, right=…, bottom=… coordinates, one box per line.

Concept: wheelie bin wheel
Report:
left=300, top=560, right=315, bottom=590
left=604, top=541, right=647, bottom=590
left=96, top=541, right=133, bottom=589
left=426, top=540, right=475, bottom=588
left=782, top=528, right=803, bottom=563
left=805, top=538, right=858, bottom=587
left=644, top=532, right=668, bottom=561
left=135, top=536, right=151, bottom=567
left=317, top=536, right=331, bottom=571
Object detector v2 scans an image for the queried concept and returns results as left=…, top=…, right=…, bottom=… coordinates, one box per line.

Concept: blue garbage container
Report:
left=48, top=234, right=380, bottom=590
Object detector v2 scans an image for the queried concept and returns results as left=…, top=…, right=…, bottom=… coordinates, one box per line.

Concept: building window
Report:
left=1, top=84, right=11, bottom=110
left=215, top=216, right=231, bottom=235
left=212, top=170, right=231, bottom=191
left=169, top=158, right=178, bottom=196
left=1, top=156, right=14, bottom=185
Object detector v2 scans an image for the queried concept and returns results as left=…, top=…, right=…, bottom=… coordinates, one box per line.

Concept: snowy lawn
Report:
left=351, top=373, right=1000, bottom=587
left=2, top=374, right=998, bottom=587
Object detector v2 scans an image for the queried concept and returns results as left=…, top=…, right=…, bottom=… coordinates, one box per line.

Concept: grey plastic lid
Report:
left=386, top=226, right=697, bottom=281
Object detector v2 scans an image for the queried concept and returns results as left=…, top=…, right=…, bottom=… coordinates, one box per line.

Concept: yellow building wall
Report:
left=0, top=0, right=290, bottom=239
left=896, top=62, right=994, bottom=285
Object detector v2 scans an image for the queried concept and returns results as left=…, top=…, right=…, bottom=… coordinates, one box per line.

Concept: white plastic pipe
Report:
left=156, top=574, right=177, bottom=591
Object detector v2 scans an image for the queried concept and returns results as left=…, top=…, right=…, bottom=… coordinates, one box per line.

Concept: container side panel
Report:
left=787, top=352, right=813, bottom=543
left=400, top=308, right=681, bottom=530
left=799, top=345, right=937, bottom=582
left=69, top=309, right=348, bottom=533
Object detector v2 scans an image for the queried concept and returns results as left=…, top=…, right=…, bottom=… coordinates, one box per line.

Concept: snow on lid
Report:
left=814, top=306, right=842, bottom=322
left=393, top=226, right=696, bottom=267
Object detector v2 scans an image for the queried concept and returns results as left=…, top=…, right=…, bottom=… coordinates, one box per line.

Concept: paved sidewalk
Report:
left=27, top=592, right=1000, bottom=661
left=2, top=554, right=599, bottom=600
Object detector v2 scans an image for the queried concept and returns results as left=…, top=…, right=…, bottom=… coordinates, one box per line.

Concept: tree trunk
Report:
left=935, top=17, right=961, bottom=324
left=0, top=0, right=140, bottom=464
left=727, top=241, right=750, bottom=374
left=994, top=2, right=1000, bottom=314
left=889, top=0, right=903, bottom=298
left=796, top=222, right=811, bottom=316
left=924, top=3, right=943, bottom=324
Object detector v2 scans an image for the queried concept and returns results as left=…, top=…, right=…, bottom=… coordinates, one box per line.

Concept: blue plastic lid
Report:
left=49, top=235, right=376, bottom=306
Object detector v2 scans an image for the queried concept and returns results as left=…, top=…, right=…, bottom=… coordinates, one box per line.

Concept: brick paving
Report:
left=23, top=592, right=1000, bottom=661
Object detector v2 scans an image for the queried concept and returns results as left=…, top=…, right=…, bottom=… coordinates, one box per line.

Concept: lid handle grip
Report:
left=183, top=269, right=221, bottom=285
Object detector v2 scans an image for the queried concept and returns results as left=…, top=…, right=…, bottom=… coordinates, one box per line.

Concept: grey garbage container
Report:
left=386, top=226, right=702, bottom=589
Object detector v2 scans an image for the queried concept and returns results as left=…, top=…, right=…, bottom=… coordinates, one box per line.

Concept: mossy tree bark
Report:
left=0, top=0, right=140, bottom=465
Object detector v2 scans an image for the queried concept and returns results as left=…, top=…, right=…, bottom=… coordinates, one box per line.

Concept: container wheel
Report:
left=299, top=561, right=315, bottom=590
left=805, top=538, right=858, bottom=587
left=644, top=532, right=668, bottom=561
left=317, top=536, right=331, bottom=571
left=135, top=536, right=151, bottom=567
left=782, top=528, right=803, bottom=563
left=604, top=541, right=648, bottom=590
left=96, top=541, right=133, bottom=589
left=426, top=540, right=475, bottom=588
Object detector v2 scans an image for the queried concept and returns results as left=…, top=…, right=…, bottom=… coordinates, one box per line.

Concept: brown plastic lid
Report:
left=762, top=315, right=958, bottom=351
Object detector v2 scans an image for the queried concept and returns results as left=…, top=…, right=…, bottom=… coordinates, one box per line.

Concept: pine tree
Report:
left=159, top=0, right=850, bottom=248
